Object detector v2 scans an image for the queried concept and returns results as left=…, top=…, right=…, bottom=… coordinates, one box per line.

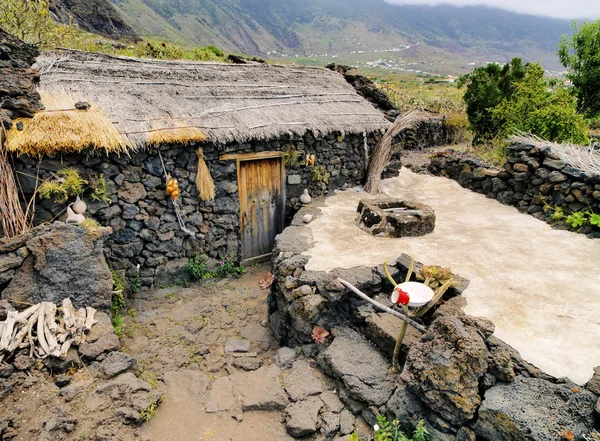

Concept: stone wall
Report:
left=268, top=210, right=600, bottom=440
left=11, top=131, right=382, bottom=286
left=428, top=142, right=600, bottom=238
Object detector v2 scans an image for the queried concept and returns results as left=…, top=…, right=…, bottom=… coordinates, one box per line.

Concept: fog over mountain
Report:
left=384, top=0, right=600, bottom=20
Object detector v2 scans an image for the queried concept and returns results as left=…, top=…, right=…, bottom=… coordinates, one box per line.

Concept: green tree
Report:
left=558, top=20, right=600, bottom=117
left=459, top=58, right=526, bottom=144
left=491, top=63, right=589, bottom=144
left=0, top=0, right=74, bottom=48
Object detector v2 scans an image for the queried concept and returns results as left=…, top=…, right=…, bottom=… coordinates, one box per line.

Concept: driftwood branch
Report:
left=337, top=278, right=427, bottom=333
left=0, top=299, right=99, bottom=361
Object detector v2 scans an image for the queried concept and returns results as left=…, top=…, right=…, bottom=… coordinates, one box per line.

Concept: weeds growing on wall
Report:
left=370, top=415, right=429, bottom=441
left=90, top=174, right=111, bottom=204
left=38, top=168, right=87, bottom=203
left=311, top=165, right=330, bottom=184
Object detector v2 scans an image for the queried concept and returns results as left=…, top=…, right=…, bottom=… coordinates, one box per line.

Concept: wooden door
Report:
left=238, top=156, right=286, bottom=261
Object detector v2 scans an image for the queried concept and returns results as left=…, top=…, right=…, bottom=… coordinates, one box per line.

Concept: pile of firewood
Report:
left=0, top=299, right=97, bottom=362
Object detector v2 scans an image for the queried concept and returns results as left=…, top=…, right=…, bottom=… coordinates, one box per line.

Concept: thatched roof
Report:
left=15, top=50, right=390, bottom=154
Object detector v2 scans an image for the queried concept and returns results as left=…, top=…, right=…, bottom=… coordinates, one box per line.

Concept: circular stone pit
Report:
left=356, top=198, right=435, bottom=238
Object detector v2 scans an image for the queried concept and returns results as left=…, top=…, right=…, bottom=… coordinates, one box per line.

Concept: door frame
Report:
left=219, top=151, right=286, bottom=264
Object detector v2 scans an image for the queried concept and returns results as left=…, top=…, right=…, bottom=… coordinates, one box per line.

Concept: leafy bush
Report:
left=558, top=20, right=600, bottom=118
left=459, top=58, right=526, bottom=144
left=461, top=59, right=589, bottom=145
left=490, top=64, right=589, bottom=144
left=0, top=0, right=76, bottom=48
left=187, top=254, right=212, bottom=281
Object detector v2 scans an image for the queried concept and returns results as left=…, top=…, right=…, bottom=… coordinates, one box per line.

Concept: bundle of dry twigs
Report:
left=0, top=128, right=28, bottom=238
left=0, top=299, right=97, bottom=362
left=364, top=110, right=425, bottom=194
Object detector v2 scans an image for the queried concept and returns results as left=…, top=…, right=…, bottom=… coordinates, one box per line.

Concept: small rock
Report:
left=284, top=397, right=323, bottom=437
left=321, top=411, right=340, bottom=436
left=60, top=380, right=92, bottom=402
left=100, top=352, right=138, bottom=378
left=586, top=366, right=600, bottom=395
left=320, top=390, right=343, bottom=413
left=54, top=374, right=71, bottom=388
left=285, top=360, right=325, bottom=401
left=339, top=408, right=356, bottom=435
left=232, top=414, right=244, bottom=423
left=205, top=377, right=235, bottom=413
left=0, top=363, right=14, bottom=378
left=75, top=101, right=91, bottom=110
left=13, top=353, right=34, bottom=371
left=232, top=357, right=262, bottom=371
left=276, top=347, right=299, bottom=369
left=230, top=365, right=289, bottom=411
left=185, top=323, right=205, bottom=334
left=224, top=339, right=251, bottom=353
left=79, top=333, right=120, bottom=361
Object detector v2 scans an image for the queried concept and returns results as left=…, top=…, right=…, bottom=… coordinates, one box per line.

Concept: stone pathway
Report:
left=303, top=167, right=600, bottom=384
left=121, top=266, right=368, bottom=441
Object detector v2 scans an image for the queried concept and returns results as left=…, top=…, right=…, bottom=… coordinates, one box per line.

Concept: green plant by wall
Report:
left=111, top=269, right=127, bottom=337
left=283, top=146, right=302, bottom=168
left=311, top=165, right=330, bottom=184
left=38, top=168, right=87, bottom=203
left=187, top=254, right=214, bottom=281
left=216, top=256, right=246, bottom=278
left=90, top=174, right=111, bottom=204
left=373, top=415, right=429, bottom=441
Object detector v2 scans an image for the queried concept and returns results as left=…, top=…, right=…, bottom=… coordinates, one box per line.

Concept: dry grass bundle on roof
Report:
left=5, top=90, right=130, bottom=156
left=147, top=122, right=207, bottom=146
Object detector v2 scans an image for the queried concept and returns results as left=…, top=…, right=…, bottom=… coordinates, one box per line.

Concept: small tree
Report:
left=459, top=58, right=526, bottom=144
left=491, top=63, right=589, bottom=144
left=0, top=0, right=74, bottom=48
left=558, top=20, right=600, bottom=117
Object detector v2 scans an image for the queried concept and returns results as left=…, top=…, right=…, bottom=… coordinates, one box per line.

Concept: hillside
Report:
left=108, top=0, right=572, bottom=74
left=49, top=0, right=138, bottom=40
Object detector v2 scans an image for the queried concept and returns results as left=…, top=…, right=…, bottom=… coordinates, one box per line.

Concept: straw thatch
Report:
left=24, top=50, right=390, bottom=154
left=195, top=148, right=215, bottom=201
left=148, top=123, right=207, bottom=146
left=365, top=110, right=425, bottom=194
left=5, top=90, right=130, bottom=156
left=512, top=134, right=600, bottom=176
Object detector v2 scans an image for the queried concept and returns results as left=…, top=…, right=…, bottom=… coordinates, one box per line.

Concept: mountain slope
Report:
left=109, top=0, right=571, bottom=73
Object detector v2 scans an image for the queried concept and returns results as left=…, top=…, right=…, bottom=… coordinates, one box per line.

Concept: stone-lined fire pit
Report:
left=356, top=198, right=435, bottom=237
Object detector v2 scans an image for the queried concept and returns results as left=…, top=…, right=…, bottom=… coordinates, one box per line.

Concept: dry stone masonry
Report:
left=12, top=131, right=382, bottom=286
left=428, top=141, right=600, bottom=238
left=269, top=208, right=600, bottom=440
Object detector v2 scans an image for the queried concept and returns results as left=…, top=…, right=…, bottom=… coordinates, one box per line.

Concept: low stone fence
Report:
left=428, top=142, right=600, bottom=238
left=268, top=209, right=600, bottom=440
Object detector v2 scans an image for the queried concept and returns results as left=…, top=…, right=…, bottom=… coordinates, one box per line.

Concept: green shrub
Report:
left=373, top=414, right=429, bottom=441
left=216, top=255, right=246, bottom=278
left=311, top=165, right=330, bottom=184
left=187, top=254, right=213, bottom=281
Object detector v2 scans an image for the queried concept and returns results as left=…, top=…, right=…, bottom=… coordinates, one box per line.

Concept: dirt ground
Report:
left=2, top=265, right=354, bottom=441
left=126, top=264, right=296, bottom=441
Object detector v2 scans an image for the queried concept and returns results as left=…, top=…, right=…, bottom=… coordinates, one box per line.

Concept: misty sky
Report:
left=384, top=0, right=600, bottom=19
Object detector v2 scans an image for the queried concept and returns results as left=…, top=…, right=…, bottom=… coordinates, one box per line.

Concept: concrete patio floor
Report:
left=303, top=168, right=600, bottom=384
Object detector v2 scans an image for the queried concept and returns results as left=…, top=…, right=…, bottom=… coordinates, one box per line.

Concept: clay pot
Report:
left=303, top=214, right=313, bottom=223
left=66, top=206, right=85, bottom=225
left=300, top=189, right=312, bottom=205
left=72, top=195, right=87, bottom=215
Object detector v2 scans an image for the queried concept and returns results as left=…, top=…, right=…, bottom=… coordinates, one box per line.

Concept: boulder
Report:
left=1, top=223, right=112, bottom=310
left=475, top=376, right=597, bottom=441
left=100, top=351, right=138, bottom=378
left=401, top=316, right=488, bottom=426
left=317, top=328, right=396, bottom=406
